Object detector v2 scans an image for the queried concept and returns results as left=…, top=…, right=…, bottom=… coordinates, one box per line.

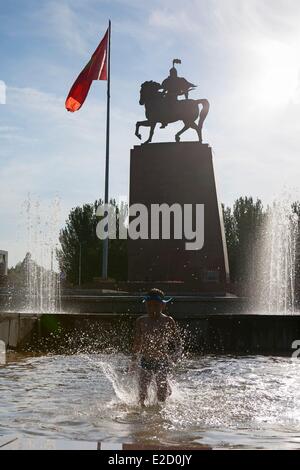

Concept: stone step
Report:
left=0, top=436, right=211, bottom=450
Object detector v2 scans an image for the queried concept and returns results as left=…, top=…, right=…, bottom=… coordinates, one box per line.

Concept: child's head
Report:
left=144, top=288, right=166, bottom=316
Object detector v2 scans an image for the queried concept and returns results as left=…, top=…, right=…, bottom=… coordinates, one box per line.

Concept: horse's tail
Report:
left=196, top=99, right=210, bottom=129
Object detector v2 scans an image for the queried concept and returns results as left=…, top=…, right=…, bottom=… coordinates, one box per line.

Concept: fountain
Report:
left=23, top=195, right=62, bottom=313
left=256, top=197, right=299, bottom=314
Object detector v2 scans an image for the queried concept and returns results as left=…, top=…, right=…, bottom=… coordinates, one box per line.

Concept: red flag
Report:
left=65, top=29, right=108, bottom=112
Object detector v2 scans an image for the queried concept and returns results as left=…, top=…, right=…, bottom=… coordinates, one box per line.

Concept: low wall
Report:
left=1, top=306, right=300, bottom=356
left=21, top=312, right=300, bottom=356
left=0, top=313, right=40, bottom=349
left=60, top=293, right=249, bottom=315
left=0, top=288, right=250, bottom=315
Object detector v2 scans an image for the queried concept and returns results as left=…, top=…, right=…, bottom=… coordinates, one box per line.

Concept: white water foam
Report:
left=22, top=194, right=62, bottom=313
left=255, top=195, right=299, bottom=313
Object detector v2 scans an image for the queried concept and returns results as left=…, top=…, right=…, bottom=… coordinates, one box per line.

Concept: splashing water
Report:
left=2, top=353, right=300, bottom=449
left=22, top=194, right=62, bottom=313
left=100, top=360, right=140, bottom=406
left=257, top=198, right=298, bottom=313
left=87, top=354, right=182, bottom=410
left=93, top=357, right=160, bottom=407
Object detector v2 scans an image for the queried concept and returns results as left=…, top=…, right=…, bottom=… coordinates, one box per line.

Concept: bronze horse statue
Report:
left=135, top=81, right=210, bottom=144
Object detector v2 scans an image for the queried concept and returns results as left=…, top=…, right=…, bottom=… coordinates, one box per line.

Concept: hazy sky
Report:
left=1, top=0, right=300, bottom=266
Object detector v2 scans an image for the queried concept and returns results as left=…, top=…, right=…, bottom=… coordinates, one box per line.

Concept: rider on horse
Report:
left=160, top=59, right=196, bottom=128
left=135, top=60, right=209, bottom=144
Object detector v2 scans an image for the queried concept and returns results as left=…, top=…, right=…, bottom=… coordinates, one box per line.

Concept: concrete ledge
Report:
left=0, top=313, right=39, bottom=349
left=0, top=435, right=211, bottom=450
left=2, top=310, right=300, bottom=355
left=0, top=320, right=9, bottom=345
left=8, top=318, right=19, bottom=348
left=0, top=289, right=249, bottom=315
left=24, top=311, right=300, bottom=356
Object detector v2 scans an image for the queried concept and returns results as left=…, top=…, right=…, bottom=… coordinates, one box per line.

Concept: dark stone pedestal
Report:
left=128, top=142, right=229, bottom=294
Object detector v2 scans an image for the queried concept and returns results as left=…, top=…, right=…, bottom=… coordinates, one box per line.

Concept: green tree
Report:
left=57, top=200, right=128, bottom=284
left=223, top=197, right=266, bottom=283
left=7, top=253, right=29, bottom=287
left=7, top=252, right=50, bottom=288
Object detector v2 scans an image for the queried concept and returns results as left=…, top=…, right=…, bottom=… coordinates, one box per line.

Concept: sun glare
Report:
left=252, top=39, right=299, bottom=108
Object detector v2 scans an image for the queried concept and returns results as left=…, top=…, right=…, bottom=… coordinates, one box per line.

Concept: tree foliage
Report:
left=57, top=199, right=128, bottom=284
left=223, top=197, right=266, bottom=283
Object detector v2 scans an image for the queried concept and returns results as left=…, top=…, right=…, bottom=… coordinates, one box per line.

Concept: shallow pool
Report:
left=1, top=354, right=300, bottom=449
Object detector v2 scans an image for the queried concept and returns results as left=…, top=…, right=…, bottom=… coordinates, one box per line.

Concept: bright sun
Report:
left=252, top=39, right=299, bottom=108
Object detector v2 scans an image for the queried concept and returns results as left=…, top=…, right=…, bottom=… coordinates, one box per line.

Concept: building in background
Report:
left=0, top=250, right=8, bottom=276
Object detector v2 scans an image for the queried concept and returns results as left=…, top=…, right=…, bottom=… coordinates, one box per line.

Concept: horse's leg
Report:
left=189, top=121, right=202, bottom=143
left=175, top=123, right=189, bottom=142
left=143, top=123, right=156, bottom=144
left=135, top=120, right=150, bottom=140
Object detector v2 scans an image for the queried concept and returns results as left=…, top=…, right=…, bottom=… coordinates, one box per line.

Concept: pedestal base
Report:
left=128, top=142, right=229, bottom=294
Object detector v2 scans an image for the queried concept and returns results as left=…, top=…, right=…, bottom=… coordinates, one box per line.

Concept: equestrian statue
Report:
left=135, top=59, right=210, bottom=144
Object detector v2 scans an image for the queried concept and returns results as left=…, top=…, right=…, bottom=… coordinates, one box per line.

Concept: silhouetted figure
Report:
left=160, top=60, right=196, bottom=128
left=135, top=59, right=209, bottom=143
left=129, top=288, right=182, bottom=406
left=162, top=60, right=196, bottom=98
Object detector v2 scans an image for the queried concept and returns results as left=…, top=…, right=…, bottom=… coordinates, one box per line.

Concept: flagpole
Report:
left=102, top=19, right=111, bottom=279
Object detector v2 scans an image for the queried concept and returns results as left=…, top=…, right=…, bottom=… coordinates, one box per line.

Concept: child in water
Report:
left=130, top=288, right=182, bottom=406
